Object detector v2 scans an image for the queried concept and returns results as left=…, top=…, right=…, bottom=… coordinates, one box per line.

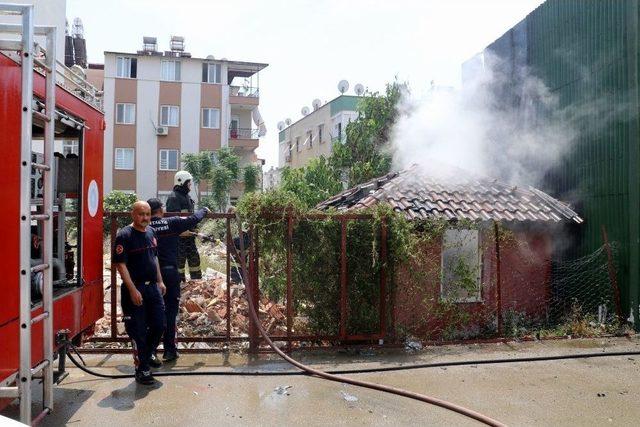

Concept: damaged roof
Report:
left=317, top=164, right=583, bottom=223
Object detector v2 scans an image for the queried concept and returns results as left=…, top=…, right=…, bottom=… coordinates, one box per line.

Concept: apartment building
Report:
left=102, top=36, right=267, bottom=201
left=278, top=95, right=360, bottom=169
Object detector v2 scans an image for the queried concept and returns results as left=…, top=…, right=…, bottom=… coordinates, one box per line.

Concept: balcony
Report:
left=229, top=127, right=259, bottom=150
left=229, top=86, right=259, bottom=105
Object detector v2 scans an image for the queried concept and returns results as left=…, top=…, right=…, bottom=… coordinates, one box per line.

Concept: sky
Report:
left=67, top=0, right=545, bottom=168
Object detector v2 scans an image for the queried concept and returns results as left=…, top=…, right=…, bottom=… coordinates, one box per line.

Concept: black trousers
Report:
left=177, top=236, right=201, bottom=280
left=157, top=266, right=181, bottom=354
left=121, top=281, right=165, bottom=372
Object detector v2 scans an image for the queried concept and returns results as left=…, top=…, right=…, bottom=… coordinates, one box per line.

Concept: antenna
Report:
left=285, top=118, right=292, bottom=126
left=338, top=80, right=349, bottom=94
left=312, top=99, right=322, bottom=110
left=277, top=121, right=285, bottom=131
left=354, top=83, right=364, bottom=96
left=301, top=106, right=310, bottom=116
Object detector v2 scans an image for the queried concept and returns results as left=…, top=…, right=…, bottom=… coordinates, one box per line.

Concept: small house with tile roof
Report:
left=318, top=164, right=582, bottom=339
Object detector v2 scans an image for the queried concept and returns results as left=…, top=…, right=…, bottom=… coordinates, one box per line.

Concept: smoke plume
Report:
left=390, top=52, right=595, bottom=189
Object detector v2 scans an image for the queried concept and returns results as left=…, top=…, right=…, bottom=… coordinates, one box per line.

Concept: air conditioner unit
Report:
left=156, top=126, right=168, bottom=136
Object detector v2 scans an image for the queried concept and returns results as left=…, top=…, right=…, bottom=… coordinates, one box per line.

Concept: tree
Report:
left=181, top=152, right=213, bottom=203
left=103, top=190, right=137, bottom=212
left=280, top=156, right=343, bottom=208
left=243, top=164, right=262, bottom=193
left=331, top=80, right=405, bottom=187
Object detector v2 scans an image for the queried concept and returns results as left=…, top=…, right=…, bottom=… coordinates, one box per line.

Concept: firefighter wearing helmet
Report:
left=166, top=170, right=202, bottom=281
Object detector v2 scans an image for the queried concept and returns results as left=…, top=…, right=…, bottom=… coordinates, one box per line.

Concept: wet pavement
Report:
left=2, top=337, right=640, bottom=426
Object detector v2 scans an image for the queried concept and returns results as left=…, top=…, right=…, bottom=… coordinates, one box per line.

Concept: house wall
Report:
left=393, top=227, right=552, bottom=340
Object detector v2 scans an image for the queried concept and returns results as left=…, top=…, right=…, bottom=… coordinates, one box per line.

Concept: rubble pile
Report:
left=178, top=271, right=288, bottom=338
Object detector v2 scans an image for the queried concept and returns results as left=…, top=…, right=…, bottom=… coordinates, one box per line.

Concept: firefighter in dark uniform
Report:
left=147, top=198, right=209, bottom=361
left=112, top=201, right=166, bottom=385
left=166, top=170, right=202, bottom=281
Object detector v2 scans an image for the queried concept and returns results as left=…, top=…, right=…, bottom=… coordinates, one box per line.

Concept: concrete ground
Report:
left=2, top=337, right=640, bottom=426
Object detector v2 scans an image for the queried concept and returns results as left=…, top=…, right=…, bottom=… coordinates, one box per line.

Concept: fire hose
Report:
left=60, top=215, right=640, bottom=426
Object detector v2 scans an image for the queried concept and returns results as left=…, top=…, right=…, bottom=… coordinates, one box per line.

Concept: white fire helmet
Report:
left=174, top=170, right=193, bottom=186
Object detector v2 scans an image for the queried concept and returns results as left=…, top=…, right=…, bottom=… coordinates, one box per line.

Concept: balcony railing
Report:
left=230, top=85, right=259, bottom=98
left=229, top=127, right=259, bottom=139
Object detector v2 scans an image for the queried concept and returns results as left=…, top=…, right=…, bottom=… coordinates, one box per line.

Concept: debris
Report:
left=274, top=385, right=292, bottom=395
left=597, top=393, right=606, bottom=397
left=193, top=391, right=199, bottom=396
left=404, top=338, right=423, bottom=352
left=341, top=391, right=358, bottom=402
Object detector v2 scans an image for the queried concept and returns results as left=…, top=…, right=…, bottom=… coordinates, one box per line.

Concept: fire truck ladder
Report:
left=0, top=4, right=57, bottom=425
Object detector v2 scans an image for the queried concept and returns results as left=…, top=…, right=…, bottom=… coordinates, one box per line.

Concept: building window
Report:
left=159, top=149, right=179, bottom=171
left=201, top=108, right=220, bottom=129
left=337, top=122, right=342, bottom=140
left=441, top=229, right=481, bottom=302
left=307, top=130, right=313, bottom=148
left=295, top=137, right=300, bottom=152
left=114, top=148, right=134, bottom=170
left=161, top=60, right=181, bottom=81
left=115, top=103, right=136, bottom=125
left=160, top=105, right=180, bottom=127
left=116, top=56, right=137, bottom=78
left=62, top=140, right=78, bottom=156
left=202, top=63, right=221, bottom=84
left=318, top=124, right=324, bottom=144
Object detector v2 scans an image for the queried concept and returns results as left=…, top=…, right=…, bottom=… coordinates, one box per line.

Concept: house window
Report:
left=114, top=148, right=134, bottom=170
left=159, top=149, right=179, bottom=171
left=115, top=103, right=136, bottom=124
left=337, top=122, right=342, bottom=140
left=202, top=63, right=221, bottom=83
left=161, top=60, right=181, bottom=81
left=295, top=137, right=300, bottom=152
left=62, top=140, right=78, bottom=156
left=116, top=56, right=136, bottom=78
left=318, top=124, right=324, bottom=144
left=441, top=229, right=481, bottom=302
left=202, top=108, right=220, bottom=129
left=307, top=130, right=313, bottom=148
left=160, top=105, right=180, bottom=127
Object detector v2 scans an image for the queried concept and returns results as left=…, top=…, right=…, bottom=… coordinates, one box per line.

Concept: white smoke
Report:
left=390, top=53, right=579, bottom=187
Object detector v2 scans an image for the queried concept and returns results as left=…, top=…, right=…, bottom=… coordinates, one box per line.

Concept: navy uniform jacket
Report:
left=149, top=208, right=207, bottom=268
left=112, top=225, right=158, bottom=283
left=166, top=185, right=194, bottom=213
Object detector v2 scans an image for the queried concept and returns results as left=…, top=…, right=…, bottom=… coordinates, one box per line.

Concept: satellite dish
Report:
left=285, top=118, right=292, bottom=126
left=312, top=99, right=322, bottom=110
left=277, top=121, right=285, bottom=130
left=338, top=80, right=349, bottom=94
left=206, top=54, right=215, bottom=60
left=301, top=106, right=310, bottom=116
left=354, top=83, right=364, bottom=96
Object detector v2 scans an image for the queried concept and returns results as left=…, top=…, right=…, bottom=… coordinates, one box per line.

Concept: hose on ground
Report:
left=65, top=343, right=640, bottom=377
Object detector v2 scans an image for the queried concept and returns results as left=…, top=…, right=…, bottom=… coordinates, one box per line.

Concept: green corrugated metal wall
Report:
left=482, top=0, right=640, bottom=325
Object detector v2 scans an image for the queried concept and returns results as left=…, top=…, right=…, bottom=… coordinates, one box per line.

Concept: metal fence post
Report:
left=286, top=212, right=293, bottom=352
left=494, top=221, right=503, bottom=336
left=110, top=213, right=118, bottom=340
left=340, top=218, right=348, bottom=340
left=379, top=218, right=388, bottom=341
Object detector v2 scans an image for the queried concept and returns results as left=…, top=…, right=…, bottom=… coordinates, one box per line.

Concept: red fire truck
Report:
left=0, top=4, right=104, bottom=424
